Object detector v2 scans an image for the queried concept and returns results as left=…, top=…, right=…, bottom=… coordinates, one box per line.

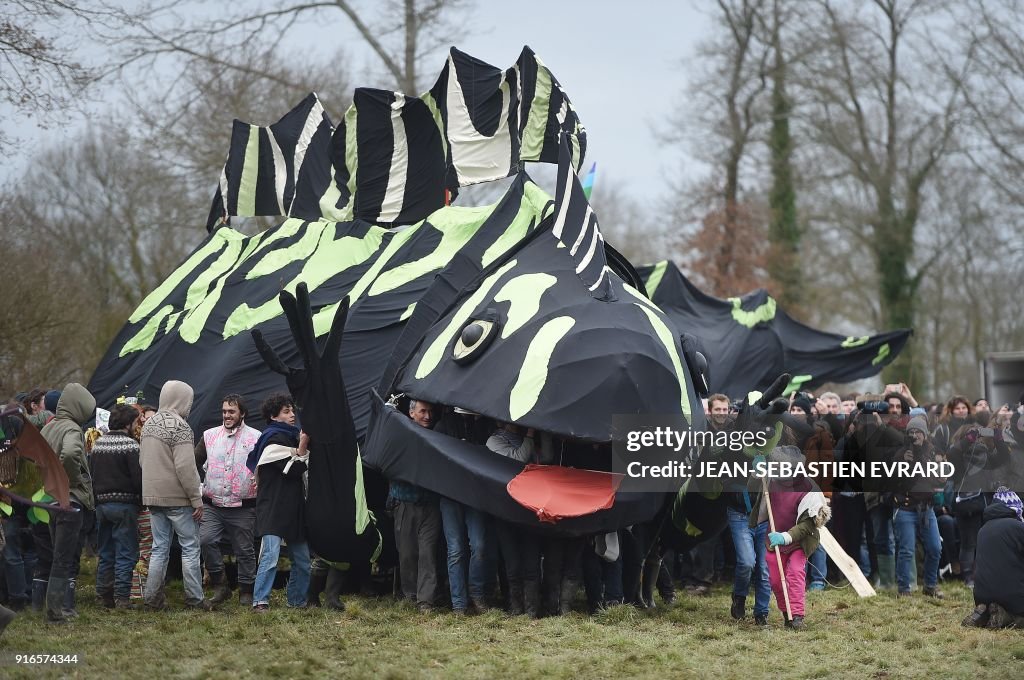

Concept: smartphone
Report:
left=977, top=427, right=994, bottom=437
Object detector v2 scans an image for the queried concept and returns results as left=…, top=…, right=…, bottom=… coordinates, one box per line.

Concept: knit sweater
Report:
left=90, top=431, right=143, bottom=505
left=140, top=381, right=202, bottom=508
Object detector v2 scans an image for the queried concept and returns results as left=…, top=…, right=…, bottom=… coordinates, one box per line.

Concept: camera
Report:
left=977, top=427, right=994, bottom=437
left=858, top=400, right=891, bottom=415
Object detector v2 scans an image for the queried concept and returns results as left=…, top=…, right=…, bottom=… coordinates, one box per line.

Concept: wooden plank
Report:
left=819, top=525, right=876, bottom=598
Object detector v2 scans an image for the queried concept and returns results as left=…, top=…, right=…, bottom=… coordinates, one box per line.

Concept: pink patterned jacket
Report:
left=202, top=424, right=261, bottom=507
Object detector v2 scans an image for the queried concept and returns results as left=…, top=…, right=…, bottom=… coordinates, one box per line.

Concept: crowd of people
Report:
left=0, top=378, right=1022, bottom=636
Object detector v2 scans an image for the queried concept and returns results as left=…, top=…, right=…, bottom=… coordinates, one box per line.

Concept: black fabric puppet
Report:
left=252, top=284, right=381, bottom=564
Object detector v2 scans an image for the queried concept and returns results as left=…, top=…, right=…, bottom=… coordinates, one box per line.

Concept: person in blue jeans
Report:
left=439, top=497, right=489, bottom=614
left=140, top=380, right=211, bottom=611
left=727, top=502, right=771, bottom=625
left=892, top=416, right=944, bottom=598
left=90, top=404, right=144, bottom=608
left=250, top=394, right=311, bottom=611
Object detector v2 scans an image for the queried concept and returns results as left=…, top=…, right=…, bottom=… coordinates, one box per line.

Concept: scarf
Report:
left=246, top=422, right=300, bottom=473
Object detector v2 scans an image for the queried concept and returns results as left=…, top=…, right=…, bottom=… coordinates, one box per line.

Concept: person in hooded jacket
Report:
left=39, top=382, right=95, bottom=623
left=962, top=488, right=1024, bottom=628
left=140, top=380, right=211, bottom=611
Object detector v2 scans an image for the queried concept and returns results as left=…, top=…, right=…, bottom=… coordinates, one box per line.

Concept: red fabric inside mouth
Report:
left=506, top=464, right=622, bottom=523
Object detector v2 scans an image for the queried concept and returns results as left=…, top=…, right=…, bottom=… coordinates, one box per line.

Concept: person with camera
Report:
left=841, top=399, right=904, bottom=590
left=892, top=416, right=944, bottom=598
left=932, top=396, right=974, bottom=455
left=946, top=421, right=1011, bottom=589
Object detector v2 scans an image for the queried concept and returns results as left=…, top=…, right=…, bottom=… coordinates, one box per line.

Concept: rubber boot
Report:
left=507, top=581, right=524, bottom=616
left=558, top=579, right=578, bottom=615
left=31, top=579, right=46, bottom=613
left=523, top=579, right=541, bottom=619
left=730, top=594, right=746, bottom=620
left=238, top=583, right=253, bottom=607
left=877, top=555, right=896, bottom=591
left=45, top=577, right=68, bottom=623
left=209, top=572, right=232, bottom=606
left=306, top=568, right=327, bottom=608
left=62, top=578, right=78, bottom=618
left=324, top=569, right=345, bottom=611
left=0, top=605, right=15, bottom=637
left=641, top=558, right=660, bottom=608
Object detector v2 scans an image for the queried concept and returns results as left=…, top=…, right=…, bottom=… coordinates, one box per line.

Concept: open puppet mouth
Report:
left=362, top=396, right=668, bottom=536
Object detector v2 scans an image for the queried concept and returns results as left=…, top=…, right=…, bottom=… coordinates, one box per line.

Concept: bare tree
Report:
left=110, top=0, right=475, bottom=96
left=793, top=0, right=965, bottom=390
left=0, top=0, right=114, bottom=150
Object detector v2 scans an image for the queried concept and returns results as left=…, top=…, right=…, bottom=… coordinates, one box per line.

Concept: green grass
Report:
left=3, top=569, right=1022, bottom=679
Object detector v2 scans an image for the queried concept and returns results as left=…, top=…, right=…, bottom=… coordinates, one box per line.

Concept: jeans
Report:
left=439, top=498, right=488, bottom=610
left=253, top=535, right=310, bottom=607
left=96, top=503, right=140, bottom=600
left=2, top=514, right=32, bottom=603
left=894, top=507, right=941, bottom=591
left=145, top=506, right=205, bottom=605
left=200, top=504, right=257, bottom=586
left=727, top=508, right=771, bottom=616
left=806, top=546, right=827, bottom=588
left=869, top=505, right=894, bottom=556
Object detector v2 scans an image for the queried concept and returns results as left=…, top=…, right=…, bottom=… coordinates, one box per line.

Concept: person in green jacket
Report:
left=40, top=383, right=95, bottom=623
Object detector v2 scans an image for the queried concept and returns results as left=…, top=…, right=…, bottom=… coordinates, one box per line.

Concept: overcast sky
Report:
left=3, top=1, right=710, bottom=204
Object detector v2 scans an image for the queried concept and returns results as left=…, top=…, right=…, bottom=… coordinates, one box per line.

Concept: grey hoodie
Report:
left=40, top=382, right=96, bottom=509
left=140, top=381, right=202, bottom=508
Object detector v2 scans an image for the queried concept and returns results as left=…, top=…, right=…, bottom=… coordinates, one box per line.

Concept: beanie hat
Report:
left=909, top=407, right=927, bottom=417
left=994, top=487, right=1023, bottom=522
left=907, top=416, right=929, bottom=435
left=791, top=394, right=812, bottom=415
left=44, top=389, right=61, bottom=414
left=769, top=445, right=805, bottom=466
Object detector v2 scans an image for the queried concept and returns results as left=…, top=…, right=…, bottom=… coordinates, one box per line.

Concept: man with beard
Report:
left=196, top=394, right=261, bottom=606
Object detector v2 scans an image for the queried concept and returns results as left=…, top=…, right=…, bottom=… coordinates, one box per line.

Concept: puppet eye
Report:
left=453, top=316, right=499, bottom=364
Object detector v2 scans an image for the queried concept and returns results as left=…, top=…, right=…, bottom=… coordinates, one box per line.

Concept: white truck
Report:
left=981, top=352, right=1024, bottom=409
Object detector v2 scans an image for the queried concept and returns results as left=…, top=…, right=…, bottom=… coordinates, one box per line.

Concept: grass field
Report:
left=3, top=566, right=1022, bottom=679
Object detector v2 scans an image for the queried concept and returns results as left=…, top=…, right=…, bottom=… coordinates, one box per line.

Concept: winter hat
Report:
left=769, top=445, right=806, bottom=466
left=791, top=394, right=813, bottom=414
left=994, top=487, right=1023, bottom=522
left=44, top=389, right=61, bottom=414
left=909, top=407, right=927, bottom=417
left=907, top=416, right=929, bottom=435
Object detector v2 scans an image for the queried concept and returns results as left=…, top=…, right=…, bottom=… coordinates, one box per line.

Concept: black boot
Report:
left=558, top=580, right=578, bottom=615
left=324, top=569, right=345, bottom=611
left=507, top=581, right=524, bottom=615
left=238, top=583, right=253, bottom=607
left=641, top=558, right=660, bottom=608
left=62, top=578, right=78, bottom=619
left=306, top=568, right=327, bottom=608
left=730, top=594, right=746, bottom=620
left=31, top=579, right=46, bottom=613
left=524, top=579, right=541, bottom=619
left=209, top=572, right=232, bottom=606
left=45, top=577, right=68, bottom=624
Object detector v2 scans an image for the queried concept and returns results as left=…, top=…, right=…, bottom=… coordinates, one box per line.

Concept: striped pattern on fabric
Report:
left=207, top=46, right=586, bottom=231
left=552, top=135, right=613, bottom=301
